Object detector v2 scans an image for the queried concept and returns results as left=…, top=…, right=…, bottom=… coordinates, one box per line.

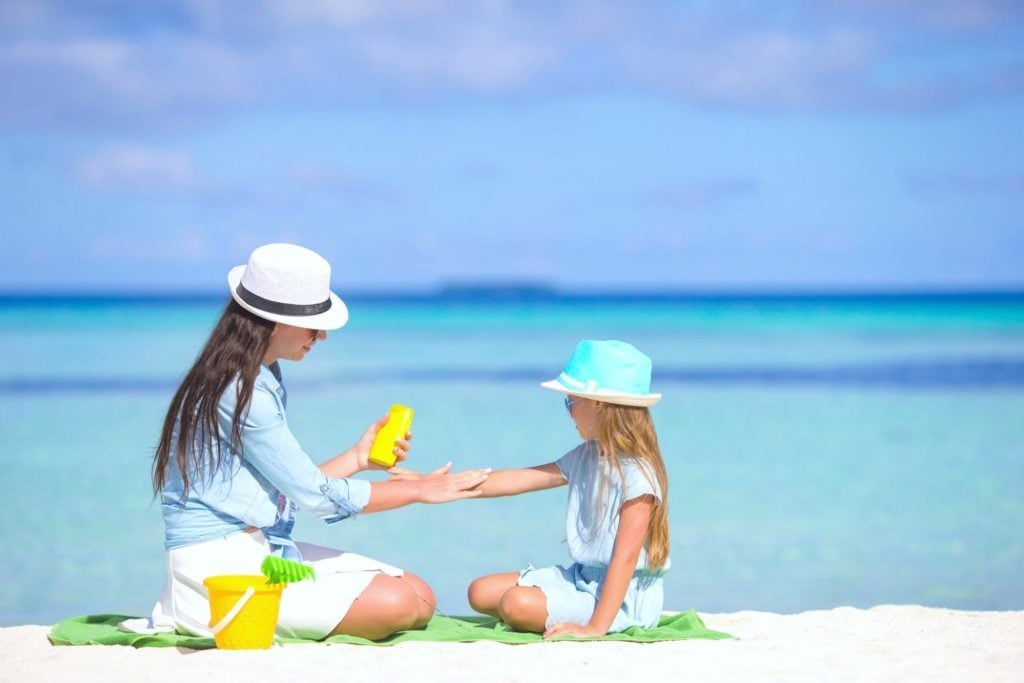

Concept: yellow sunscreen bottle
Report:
left=369, top=404, right=415, bottom=467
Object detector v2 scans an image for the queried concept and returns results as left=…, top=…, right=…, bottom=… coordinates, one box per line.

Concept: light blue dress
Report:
left=517, top=440, right=669, bottom=631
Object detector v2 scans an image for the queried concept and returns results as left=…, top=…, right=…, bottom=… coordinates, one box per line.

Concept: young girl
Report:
left=131, top=243, right=488, bottom=642
left=467, top=339, right=670, bottom=638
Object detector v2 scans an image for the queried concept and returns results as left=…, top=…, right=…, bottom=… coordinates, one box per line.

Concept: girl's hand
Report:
left=353, top=414, right=413, bottom=471
left=542, top=623, right=606, bottom=639
left=416, top=462, right=490, bottom=504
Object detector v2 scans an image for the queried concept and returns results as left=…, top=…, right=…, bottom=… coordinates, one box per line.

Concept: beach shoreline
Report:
left=3, top=605, right=1021, bottom=683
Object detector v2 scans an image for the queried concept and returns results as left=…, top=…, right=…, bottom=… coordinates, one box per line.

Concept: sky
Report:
left=1, top=0, right=1023, bottom=293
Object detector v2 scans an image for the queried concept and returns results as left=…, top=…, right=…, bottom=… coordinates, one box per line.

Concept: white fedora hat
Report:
left=227, top=243, right=349, bottom=330
left=541, top=339, right=661, bottom=407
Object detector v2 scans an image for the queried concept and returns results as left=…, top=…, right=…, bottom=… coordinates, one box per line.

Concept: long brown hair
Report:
left=152, top=299, right=274, bottom=497
left=593, top=403, right=671, bottom=570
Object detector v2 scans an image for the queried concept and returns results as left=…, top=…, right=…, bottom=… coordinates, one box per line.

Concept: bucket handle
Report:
left=209, top=587, right=255, bottom=635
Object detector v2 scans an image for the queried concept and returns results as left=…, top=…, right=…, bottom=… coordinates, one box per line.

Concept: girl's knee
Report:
left=497, top=586, right=527, bottom=617
left=498, top=586, right=546, bottom=629
left=468, top=573, right=519, bottom=614
left=467, top=576, right=491, bottom=611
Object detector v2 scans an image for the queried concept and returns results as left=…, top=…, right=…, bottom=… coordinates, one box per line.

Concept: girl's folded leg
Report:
left=497, top=585, right=548, bottom=633
left=469, top=570, right=549, bottom=632
left=467, top=571, right=520, bottom=618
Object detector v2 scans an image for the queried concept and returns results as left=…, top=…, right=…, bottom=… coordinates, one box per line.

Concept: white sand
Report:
left=3, top=605, right=1022, bottom=683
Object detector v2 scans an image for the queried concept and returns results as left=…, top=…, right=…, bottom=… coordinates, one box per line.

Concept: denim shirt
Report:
left=160, top=362, right=371, bottom=558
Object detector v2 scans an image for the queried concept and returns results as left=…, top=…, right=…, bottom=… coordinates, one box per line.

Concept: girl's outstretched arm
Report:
left=543, top=494, right=655, bottom=639
left=472, top=462, right=566, bottom=498
left=362, top=463, right=489, bottom=512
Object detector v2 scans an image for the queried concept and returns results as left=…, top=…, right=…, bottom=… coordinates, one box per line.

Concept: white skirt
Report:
left=142, top=530, right=403, bottom=640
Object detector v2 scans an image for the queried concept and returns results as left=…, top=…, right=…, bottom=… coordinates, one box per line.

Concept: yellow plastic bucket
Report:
left=203, top=574, right=283, bottom=649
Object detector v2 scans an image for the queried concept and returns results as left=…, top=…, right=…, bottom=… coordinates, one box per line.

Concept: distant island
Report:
left=435, top=282, right=559, bottom=301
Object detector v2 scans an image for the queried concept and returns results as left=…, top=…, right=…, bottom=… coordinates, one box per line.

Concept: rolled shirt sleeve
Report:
left=235, top=380, right=370, bottom=524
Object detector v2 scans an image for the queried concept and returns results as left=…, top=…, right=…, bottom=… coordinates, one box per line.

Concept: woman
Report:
left=137, top=243, right=488, bottom=641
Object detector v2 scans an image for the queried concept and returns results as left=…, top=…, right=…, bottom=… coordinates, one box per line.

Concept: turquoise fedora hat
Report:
left=540, top=340, right=661, bottom=407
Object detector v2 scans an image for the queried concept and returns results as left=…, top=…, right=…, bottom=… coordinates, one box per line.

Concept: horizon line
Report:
left=2, top=284, right=1024, bottom=304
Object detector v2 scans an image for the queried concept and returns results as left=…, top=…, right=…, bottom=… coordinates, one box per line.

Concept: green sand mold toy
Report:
left=261, top=555, right=317, bottom=585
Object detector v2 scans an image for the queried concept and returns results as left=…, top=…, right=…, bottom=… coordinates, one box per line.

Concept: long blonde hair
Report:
left=593, top=403, right=670, bottom=571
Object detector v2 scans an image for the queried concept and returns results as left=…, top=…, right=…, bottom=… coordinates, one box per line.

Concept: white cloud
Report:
left=1, top=1, right=1021, bottom=130
left=0, top=0, right=54, bottom=29
left=619, top=27, right=880, bottom=109
left=827, top=0, right=1019, bottom=31
left=86, top=227, right=213, bottom=265
left=284, top=162, right=400, bottom=203
left=3, top=39, right=133, bottom=77
left=358, top=26, right=558, bottom=90
left=263, top=0, right=449, bottom=28
left=263, top=0, right=562, bottom=90
left=0, top=36, right=253, bottom=127
left=76, top=146, right=196, bottom=192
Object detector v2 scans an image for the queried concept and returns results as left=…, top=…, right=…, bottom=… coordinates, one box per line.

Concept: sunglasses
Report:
left=564, top=396, right=581, bottom=415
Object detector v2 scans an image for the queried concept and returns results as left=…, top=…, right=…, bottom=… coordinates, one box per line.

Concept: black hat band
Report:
left=236, top=284, right=332, bottom=317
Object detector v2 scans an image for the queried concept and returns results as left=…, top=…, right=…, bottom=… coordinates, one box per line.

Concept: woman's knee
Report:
left=400, top=572, right=435, bottom=628
left=335, top=575, right=420, bottom=639
left=374, top=580, right=421, bottom=629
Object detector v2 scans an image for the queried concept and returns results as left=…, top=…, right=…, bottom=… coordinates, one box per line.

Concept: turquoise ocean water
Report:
left=1, top=293, right=1023, bottom=626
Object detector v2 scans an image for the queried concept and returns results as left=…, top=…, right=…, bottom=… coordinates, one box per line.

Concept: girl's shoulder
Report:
left=616, top=452, right=648, bottom=472
left=614, top=454, right=663, bottom=500
left=555, top=440, right=596, bottom=476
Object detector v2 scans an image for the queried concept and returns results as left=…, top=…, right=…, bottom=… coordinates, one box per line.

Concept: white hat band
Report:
left=558, top=372, right=600, bottom=393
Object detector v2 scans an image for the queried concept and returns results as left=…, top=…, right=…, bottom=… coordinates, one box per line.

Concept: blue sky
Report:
left=2, top=1, right=1022, bottom=292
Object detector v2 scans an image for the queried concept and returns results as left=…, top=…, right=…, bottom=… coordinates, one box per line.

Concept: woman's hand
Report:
left=352, top=413, right=413, bottom=471
left=416, top=462, right=490, bottom=504
left=385, top=461, right=451, bottom=481
left=542, top=623, right=606, bottom=639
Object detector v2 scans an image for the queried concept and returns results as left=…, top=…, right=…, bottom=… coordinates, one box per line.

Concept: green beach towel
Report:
left=48, top=611, right=732, bottom=648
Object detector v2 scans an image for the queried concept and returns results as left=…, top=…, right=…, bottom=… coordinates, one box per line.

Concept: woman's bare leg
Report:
left=399, top=571, right=436, bottom=628
left=467, top=572, right=520, bottom=618
left=329, top=573, right=420, bottom=640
